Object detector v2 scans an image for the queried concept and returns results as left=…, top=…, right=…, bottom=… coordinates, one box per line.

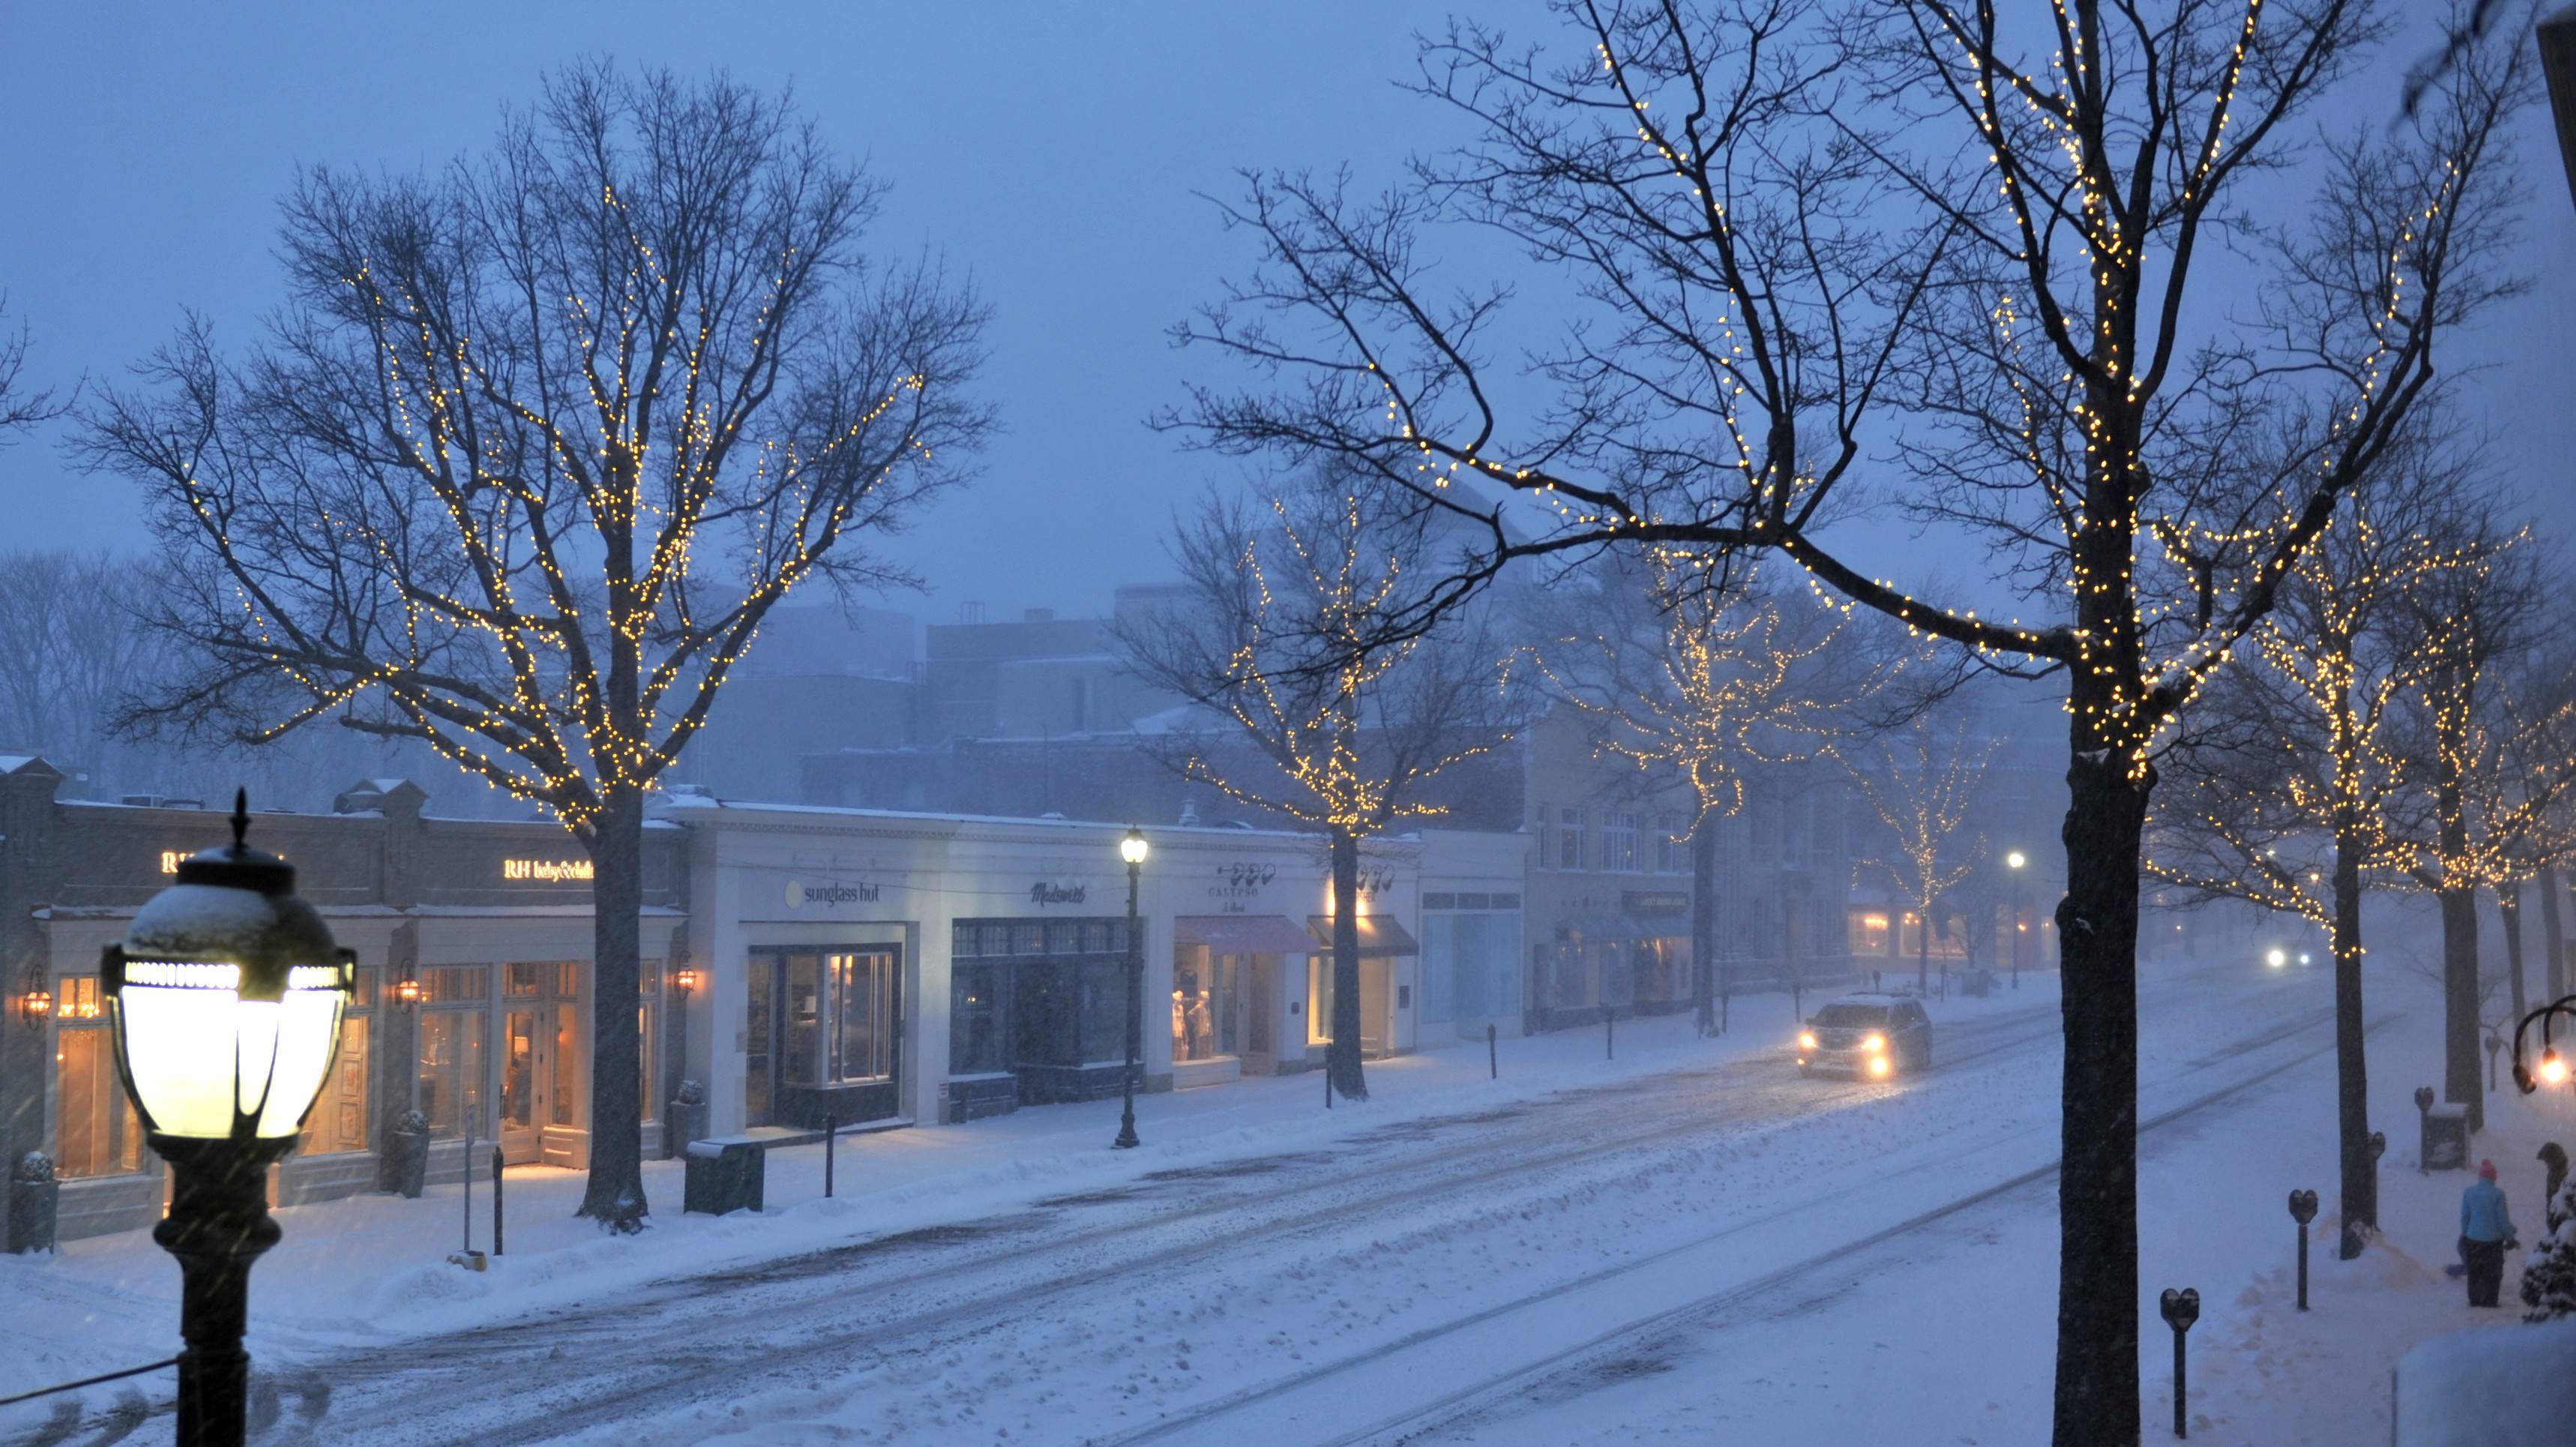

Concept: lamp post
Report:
left=1113, top=826, right=1149, bottom=1150
left=100, top=792, right=354, bottom=1447
left=2005, top=850, right=2026, bottom=989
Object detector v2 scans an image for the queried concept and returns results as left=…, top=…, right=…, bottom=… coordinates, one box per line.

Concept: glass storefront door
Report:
left=498, top=962, right=580, bottom=1164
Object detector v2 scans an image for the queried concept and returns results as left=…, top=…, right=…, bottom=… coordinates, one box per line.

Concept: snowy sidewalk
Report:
left=0, top=977, right=2062, bottom=1410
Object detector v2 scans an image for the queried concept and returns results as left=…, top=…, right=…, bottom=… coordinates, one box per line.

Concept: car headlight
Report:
left=1862, top=1033, right=1886, bottom=1053
left=1798, top=1032, right=1818, bottom=1051
left=1867, top=1055, right=1892, bottom=1077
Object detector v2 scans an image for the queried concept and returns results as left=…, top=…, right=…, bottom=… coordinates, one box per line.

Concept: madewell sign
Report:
left=503, top=858, right=594, bottom=882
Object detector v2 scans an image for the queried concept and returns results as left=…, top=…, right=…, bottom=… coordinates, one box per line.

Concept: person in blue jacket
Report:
left=2460, top=1158, right=2519, bottom=1308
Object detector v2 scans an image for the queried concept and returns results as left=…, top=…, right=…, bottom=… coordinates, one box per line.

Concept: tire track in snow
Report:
left=1097, top=1008, right=2380, bottom=1447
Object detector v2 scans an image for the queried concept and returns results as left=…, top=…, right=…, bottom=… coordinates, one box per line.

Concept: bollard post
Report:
left=2158, top=1287, right=2200, bottom=1438
left=1487, top=1022, right=1498, bottom=1080
left=825, top=1112, right=837, bottom=1200
left=493, top=1145, right=505, bottom=1257
left=2287, top=1190, right=2317, bottom=1309
left=1325, top=1056, right=1333, bottom=1109
left=2415, top=1086, right=2436, bottom=1175
left=461, top=1131, right=474, bottom=1254
left=1606, top=1011, right=1614, bottom=1061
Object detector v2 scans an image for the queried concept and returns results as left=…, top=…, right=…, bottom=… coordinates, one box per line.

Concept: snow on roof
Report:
left=664, top=795, right=1324, bottom=843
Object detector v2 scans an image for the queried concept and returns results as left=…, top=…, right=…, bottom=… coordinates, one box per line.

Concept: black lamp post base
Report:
left=152, top=1135, right=294, bottom=1447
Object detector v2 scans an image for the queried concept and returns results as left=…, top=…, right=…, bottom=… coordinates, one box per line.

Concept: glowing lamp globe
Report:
left=100, top=794, right=355, bottom=1145
left=2005, top=850, right=2026, bottom=870
left=1120, top=827, right=1150, bottom=867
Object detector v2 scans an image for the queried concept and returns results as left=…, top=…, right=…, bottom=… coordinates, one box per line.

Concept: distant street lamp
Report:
left=2005, top=850, right=2027, bottom=989
left=100, top=792, right=355, bottom=1447
left=1114, top=826, right=1149, bottom=1150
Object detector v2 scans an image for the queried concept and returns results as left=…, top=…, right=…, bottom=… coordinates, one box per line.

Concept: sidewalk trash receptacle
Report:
left=2422, top=1102, right=2470, bottom=1172
left=9, top=1152, right=57, bottom=1254
left=683, top=1137, right=765, bottom=1216
left=665, top=1081, right=709, bottom=1162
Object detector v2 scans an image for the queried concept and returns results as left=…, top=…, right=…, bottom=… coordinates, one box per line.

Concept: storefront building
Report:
left=665, top=801, right=1439, bottom=1131
left=0, top=759, right=688, bottom=1240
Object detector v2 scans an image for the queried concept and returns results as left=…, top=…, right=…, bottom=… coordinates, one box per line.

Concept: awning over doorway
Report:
left=1174, top=914, right=1319, bottom=956
left=1305, top=915, right=1421, bottom=957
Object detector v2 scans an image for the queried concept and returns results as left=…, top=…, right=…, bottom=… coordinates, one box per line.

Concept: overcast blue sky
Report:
left=0, top=2, right=2566, bottom=628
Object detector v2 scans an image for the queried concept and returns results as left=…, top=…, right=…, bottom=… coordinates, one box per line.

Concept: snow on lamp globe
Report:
left=100, top=789, right=355, bottom=1447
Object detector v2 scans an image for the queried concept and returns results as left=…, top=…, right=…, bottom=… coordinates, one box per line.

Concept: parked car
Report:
left=1796, top=994, right=1933, bottom=1078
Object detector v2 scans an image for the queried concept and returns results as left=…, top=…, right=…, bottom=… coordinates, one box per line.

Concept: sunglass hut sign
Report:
left=783, top=877, right=882, bottom=909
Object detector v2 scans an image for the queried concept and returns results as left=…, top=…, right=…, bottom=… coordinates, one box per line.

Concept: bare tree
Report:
left=1117, top=475, right=1517, bottom=1100
left=2147, top=445, right=2488, bottom=1257
left=1841, top=712, right=1993, bottom=998
left=1165, top=1, right=2533, bottom=1434
left=0, top=295, right=69, bottom=442
left=1523, top=557, right=1864, bottom=1034
left=77, top=64, right=991, bottom=1228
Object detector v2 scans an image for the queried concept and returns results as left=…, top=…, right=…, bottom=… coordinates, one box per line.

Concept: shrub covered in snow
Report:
left=2517, top=1179, right=2576, bottom=1323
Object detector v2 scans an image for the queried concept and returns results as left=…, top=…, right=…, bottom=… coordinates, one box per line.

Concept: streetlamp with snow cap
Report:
left=100, top=790, right=355, bottom=1447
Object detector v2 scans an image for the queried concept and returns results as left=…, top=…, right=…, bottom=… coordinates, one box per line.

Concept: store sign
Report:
left=160, top=850, right=183, bottom=875
left=784, top=877, right=880, bottom=909
left=504, top=858, right=593, bottom=882
left=1207, top=861, right=1278, bottom=908
left=1029, top=882, right=1089, bottom=906
left=1625, top=890, right=1690, bottom=918
left=1356, top=866, right=1397, bottom=897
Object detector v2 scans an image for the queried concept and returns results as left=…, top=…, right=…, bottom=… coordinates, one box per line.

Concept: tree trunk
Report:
left=579, top=783, right=648, bottom=1229
left=2541, top=864, right=2568, bottom=1005
left=1327, top=825, right=1367, bottom=1101
left=2050, top=747, right=2150, bottom=1447
left=1691, top=825, right=1718, bottom=1035
left=2499, top=879, right=2527, bottom=1024
left=2440, top=882, right=2483, bottom=1134
left=1916, top=903, right=1931, bottom=996
left=2332, top=821, right=2373, bottom=1259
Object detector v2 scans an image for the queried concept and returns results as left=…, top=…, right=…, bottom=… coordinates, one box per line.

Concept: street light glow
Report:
left=2006, top=849, right=2026, bottom=870
left=2266, top=948, right=2287, bottom=969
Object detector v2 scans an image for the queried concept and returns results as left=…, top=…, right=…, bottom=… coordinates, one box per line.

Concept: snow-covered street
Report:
left=17, top=957, right=2509, bottom=1447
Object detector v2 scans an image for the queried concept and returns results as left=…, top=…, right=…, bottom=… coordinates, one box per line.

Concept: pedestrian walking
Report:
left=2540, top=1142, right=2570, bottom=1230
left=2460, top=1159, right=2519, bottom=1308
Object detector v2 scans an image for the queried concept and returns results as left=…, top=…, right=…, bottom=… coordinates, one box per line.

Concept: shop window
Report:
left=418, top=1005, right=487, bottom=1140
left=1079, top=957, right=1126, bottom=1064
left=784, top=952, right=824, bottom=1085
left=420, top=965, right=488, bottom=1005
left=55, top=1011, right=142, bottom=1179
left=301, top=981, right=372, bottom=1156
left=951, top=961, right=1012, bottom=1074
left=1173, top=951, right=1239, bottom=1062
left=638, top=1002, right=657, bottom=1123
left=1012, top=922, right=1046, bottom=956
left=831, top=951, right=894, bottom=1083
left=1853, top=912, right=1891, bottom=954
left=550, top=1004, right=578, bottom=1127
left=1047, top=920, right=1083, bottom=954
left=953, top=922, right=982, bottom=959
left=1306, top=955, right=1337, bottom=1046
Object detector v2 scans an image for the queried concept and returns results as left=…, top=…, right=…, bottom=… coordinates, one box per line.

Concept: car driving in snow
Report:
left=1796, top=995, right=1933, bottom=1079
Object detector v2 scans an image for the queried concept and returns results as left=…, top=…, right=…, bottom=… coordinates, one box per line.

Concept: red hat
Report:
left=2479, top=1159, right=2498, bottom=1180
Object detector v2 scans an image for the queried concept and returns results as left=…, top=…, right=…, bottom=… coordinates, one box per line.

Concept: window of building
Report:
left=418, top=965, right=488, bottom=1140
left=1173, top=949, right=1240, bottom=1062
left=951, top=960, right=1012, bottom=1074
left=302, top=966, right=375, bottom=1156
left=1307, top=955, right=1337, bottom=1045
left=1655, top=813, right=1688, bottom=874
left=1603, top=811, right=1640, bottom=872
left=772, top=949, right=897, bottom=1088
left=831, top=951, right=894, bottom=1083
left=1555, top=806, right=1587, bottom=873
left=54, top=976, right=141, bottom=1179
